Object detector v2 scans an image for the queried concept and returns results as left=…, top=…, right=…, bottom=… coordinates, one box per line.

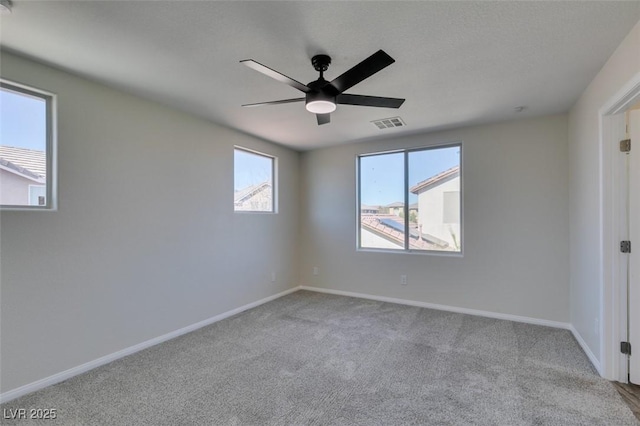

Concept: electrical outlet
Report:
left=313, top=266, right=319, bottom=276
left=400, top=275, right=408, bottom=286
left=271, top=272, right=276, bottom=283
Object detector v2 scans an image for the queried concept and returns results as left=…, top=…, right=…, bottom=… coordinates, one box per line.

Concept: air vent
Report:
left=372, top=116, right=405, bottom=129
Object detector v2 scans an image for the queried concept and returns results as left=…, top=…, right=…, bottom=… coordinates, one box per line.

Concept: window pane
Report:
left=234, top=148, right=274, bottom=212
left=359, top=152, right=405, bottom=250
left=0, top=85, right=49, bottom=208
left=408, top=146, right=461, bottom=252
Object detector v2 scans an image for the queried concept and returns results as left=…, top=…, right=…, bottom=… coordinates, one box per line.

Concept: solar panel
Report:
left=380, top=218, right=405, bottom=233
left=379, top=218, right=424, bottom=239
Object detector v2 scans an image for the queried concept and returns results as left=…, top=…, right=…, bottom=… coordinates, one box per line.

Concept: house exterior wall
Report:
left=388, top=206, right=403, bottom=217
left=415, top=176, right=460, bottom=248
left=0, top=169, right=33, bottom=206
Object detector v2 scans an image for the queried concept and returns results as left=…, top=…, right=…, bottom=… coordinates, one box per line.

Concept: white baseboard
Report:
left=570, top=325, right=602, bottom=375
left=299, top=285, right=572, bottom=330
left=0, top=286, right=301, bottom=404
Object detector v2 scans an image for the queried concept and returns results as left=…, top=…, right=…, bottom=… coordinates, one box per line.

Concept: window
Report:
left=234, top=147, right=275, bottom=212
left=358, top=144, right=462, bottom=253
left=0, top=80, right=55, bottom=209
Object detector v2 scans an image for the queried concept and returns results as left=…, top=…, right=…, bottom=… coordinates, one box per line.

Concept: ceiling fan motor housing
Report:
left=311, top=54, right=331, bottom=73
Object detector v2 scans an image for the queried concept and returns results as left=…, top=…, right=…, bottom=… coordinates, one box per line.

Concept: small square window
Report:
left=234, top=147, right=276, bottom=213
left=0, top=80, right=56, bottom=210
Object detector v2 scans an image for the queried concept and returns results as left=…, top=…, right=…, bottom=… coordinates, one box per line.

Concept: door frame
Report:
left=600, top=72, right=640, bottom=382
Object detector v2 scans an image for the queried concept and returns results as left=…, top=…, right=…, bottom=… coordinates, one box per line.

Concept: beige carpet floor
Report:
left=2, top=290, right=638, bottom=425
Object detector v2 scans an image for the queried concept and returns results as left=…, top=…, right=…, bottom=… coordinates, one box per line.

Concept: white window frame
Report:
left=356, top=142, right=463, bottom=256
left=233, top=146, right=277, bottom=214
left=0, top=79, right=57, bottom=211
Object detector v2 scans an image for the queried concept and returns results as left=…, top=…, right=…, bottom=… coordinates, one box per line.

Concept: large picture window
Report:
left=234, top=147, right=275, bottom=212
left=0, top=80, right=56, bottom=209
left=358, top=144, right=462, bottom=253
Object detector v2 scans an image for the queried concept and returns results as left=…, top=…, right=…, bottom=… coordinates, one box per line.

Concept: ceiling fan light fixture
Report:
left=306, top=100, right=336, bottom=114
left=305, top=90, right=336, bottom=114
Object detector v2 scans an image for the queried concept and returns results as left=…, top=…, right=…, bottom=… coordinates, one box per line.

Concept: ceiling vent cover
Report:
left=372, top=116, right=405, bottom=129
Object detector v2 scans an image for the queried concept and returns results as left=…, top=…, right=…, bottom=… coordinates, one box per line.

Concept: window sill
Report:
left=356, top=247, right=464, bottom=257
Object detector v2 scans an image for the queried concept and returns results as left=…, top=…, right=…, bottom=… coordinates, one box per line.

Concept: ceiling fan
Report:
left=240, top=50, right=405, bottom=125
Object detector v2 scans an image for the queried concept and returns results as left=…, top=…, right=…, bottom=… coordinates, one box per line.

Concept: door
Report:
left=628, top=108, right=639, bottom=384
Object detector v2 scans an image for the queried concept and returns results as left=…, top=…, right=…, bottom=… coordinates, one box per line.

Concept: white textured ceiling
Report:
left=2, top=1, right=639, bottom=150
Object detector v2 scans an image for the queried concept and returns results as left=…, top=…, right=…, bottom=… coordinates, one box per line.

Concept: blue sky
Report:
left=0, top=87, right=47, bottom=151
left=360, top=146, right=460, bottom=206
left=234, top=149, right=272, bottom=190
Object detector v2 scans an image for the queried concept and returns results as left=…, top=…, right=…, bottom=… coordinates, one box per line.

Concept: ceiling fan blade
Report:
left=240, top=59, right=311, bottom=93
left=242, top=98, right=305, bottom=107
left=337, top=94, right=405, bottom=108
left=328, top=50, right=395, bottom=94
left=316, top=113, right=330, bottom=125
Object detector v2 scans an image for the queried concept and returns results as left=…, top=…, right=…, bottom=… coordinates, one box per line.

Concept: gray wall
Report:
left=299, top=115, right=570, bottom=322
left=568, top=19, right=640, bottom=366
left=0, top=52, right=300, bottom=393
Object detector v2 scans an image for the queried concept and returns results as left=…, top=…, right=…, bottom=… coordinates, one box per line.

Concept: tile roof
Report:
left=0, top=146, right=47, bottom=178
left=409, top=166, right=459, bottom=194
left=0, top=158, right=45, bottom=182
left=234, top=181, right=271, bottom=204
left=361, top=214, right=439, bottom=250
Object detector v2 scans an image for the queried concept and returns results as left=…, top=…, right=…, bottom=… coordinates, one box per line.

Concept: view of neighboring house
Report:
left=0, top=146, right=47, bottom=206
left=385, top=201, right=418, bottom=218
left=234, top=181, right=272, bottom=211
left=410, top=166, right=460, bottom=249
left=409, top=202, right=418, bottom=217
left=360, top=204, right=380, bottom=214
left=360, top=166, right=460, bottom=251
left=385, top=201, right=404, bottom=217
left=360, top=214, right=440, bottom=250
